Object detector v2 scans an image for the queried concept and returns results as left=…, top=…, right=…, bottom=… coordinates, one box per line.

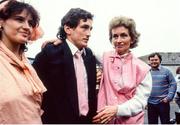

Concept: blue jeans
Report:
left=148, top=102, right=170, bottom=124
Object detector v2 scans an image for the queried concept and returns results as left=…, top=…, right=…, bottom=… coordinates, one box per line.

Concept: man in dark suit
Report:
left=33, top=8, right=97, bottom=123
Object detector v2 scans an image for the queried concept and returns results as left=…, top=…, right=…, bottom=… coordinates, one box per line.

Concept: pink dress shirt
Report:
left=98, top=51, right=150, bottom=124
left=74, top=50, right=89, bottom=116
left=0, top=42, right=46, bottom=124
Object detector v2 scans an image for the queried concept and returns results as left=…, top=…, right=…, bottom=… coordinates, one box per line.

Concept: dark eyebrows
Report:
left=12, top=15, right=23, bottom=19
left=81, top=24, right=93, bottom=30
left=112, top=32, right=129, bottom=38
left=112, top=34, right=118, bottom=37
left=11, top=15, right=35, bottom=27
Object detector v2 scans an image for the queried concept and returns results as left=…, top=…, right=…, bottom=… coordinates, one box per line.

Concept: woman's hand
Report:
left=41, top=39, right=62, bottom=49
left=92, top=105, right=118, bottom=124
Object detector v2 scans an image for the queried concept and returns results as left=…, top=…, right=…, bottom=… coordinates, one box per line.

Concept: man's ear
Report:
left=64, top=25, right=71, bottom=35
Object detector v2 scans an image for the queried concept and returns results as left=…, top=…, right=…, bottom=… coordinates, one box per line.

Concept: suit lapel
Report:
left=62, top=42, right=79, bottom=115
left=82, top=49, right=91, bottom=98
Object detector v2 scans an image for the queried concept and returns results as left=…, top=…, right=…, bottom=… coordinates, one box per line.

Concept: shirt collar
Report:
left=66, top=39, right=86, bottom=56
left=158, top=65, right=162, bottom=70
left=109, top=50, right=132, bottom=59
left=151, top=65, right=161, bottom=71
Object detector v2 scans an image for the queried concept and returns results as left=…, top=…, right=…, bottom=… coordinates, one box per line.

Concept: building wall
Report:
left=163, top=65, right=180, bottom=76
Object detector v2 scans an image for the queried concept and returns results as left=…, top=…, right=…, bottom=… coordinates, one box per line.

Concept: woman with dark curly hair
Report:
left=0, top=0, right=46, bottom=123
left=93, top=16, right=152, bottom=124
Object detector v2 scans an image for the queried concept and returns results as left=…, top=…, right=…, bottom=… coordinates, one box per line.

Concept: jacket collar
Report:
left=66, top=39, right=86, bottom=56
left=109, top=50, right=132, bottom=63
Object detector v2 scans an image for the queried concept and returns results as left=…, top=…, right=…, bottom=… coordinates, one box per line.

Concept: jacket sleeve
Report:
left=32, top=46, right=49, bottom=83
left=117, top=71, right=152, bottom=116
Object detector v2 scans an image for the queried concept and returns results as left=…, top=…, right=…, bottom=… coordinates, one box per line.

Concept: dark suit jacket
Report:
left=33, top=41, right=97, bottom=123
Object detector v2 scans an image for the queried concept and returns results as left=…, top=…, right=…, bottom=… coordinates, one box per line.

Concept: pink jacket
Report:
left=98, top=51, right=150, bottom=124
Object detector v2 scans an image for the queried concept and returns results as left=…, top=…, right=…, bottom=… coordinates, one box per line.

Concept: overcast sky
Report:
left=25, top=0, right=180, bottom=59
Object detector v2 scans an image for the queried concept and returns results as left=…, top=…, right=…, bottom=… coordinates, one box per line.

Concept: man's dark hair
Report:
left=148, top=52, right=162, bottom=62
left=56, top=8, right=93, bottom=40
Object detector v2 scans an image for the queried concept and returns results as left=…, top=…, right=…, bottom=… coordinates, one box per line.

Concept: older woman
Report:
left=93, top=16, right=152, bottom=124
left=0, top=0, right=46, bottom=123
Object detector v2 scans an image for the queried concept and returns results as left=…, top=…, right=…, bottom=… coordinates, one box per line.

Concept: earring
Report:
left=0, top=26, right=3, bottom=31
